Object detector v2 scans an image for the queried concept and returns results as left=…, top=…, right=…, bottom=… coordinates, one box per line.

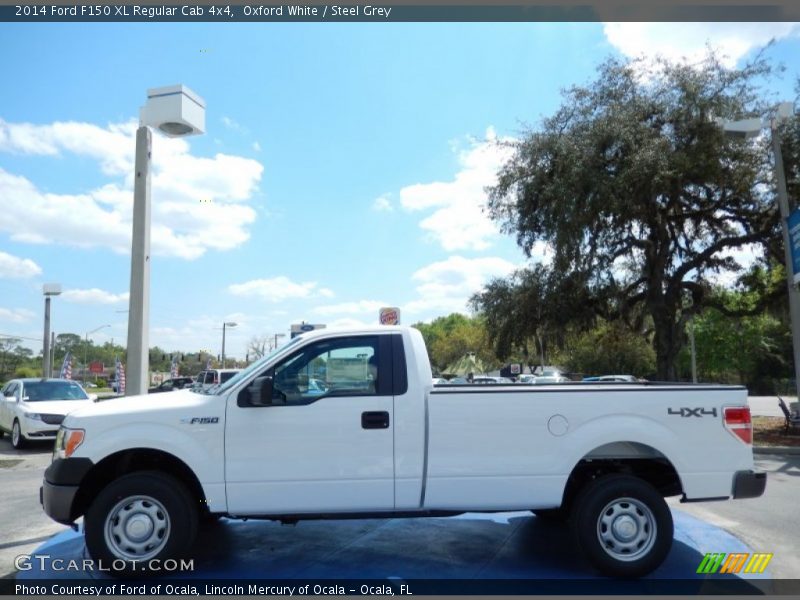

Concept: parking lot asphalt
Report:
left=14, top=509, right=768, bottom=592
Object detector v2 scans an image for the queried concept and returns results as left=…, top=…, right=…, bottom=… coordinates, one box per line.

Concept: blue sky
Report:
left=1, top=22, right=799, bottom=361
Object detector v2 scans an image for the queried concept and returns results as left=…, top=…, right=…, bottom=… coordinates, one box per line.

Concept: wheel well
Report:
left=73, top=449, right=208, bottom=519
left=559, top=453, right=682, bottom=512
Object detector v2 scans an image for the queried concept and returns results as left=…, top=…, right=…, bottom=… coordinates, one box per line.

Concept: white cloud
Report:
left=312, top=300, right=389, bottom=316
left=0, top=118, right=262, bottom=260
left=399, top=127, right=514, bottom=251
left=326, top=317, right=372, bottom=329
left=62, top=288, right=129, bottom=304
left=221, top=116, right=247, bottom=134
left=228, top=276, right=331, bottom=303
left=372, top=196, right=393, bottom=212
left=0, top=251, right=42, bottom=278
left=252, top=141, right=262, bottom=152
left=0, top=307, right=36, bottom=323
left=602, top=23, right=800, bottom=68
left=405, top=255, right=517, bottom=316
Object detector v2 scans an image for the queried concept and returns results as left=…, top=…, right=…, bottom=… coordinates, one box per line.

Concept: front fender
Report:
left=76, top=421, right=226, bottom=511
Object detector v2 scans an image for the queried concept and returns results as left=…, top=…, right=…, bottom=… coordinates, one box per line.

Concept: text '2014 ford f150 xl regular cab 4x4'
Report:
left=41, top=325, right=765, bottom=577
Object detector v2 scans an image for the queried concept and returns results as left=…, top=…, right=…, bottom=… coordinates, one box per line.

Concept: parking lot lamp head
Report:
left=222, top=322, right=238, bottom=368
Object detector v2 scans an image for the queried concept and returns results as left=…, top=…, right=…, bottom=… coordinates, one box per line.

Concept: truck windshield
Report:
left=203, top=336, right=304, bottom=395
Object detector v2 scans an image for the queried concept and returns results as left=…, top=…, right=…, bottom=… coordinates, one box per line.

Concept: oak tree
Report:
left=485, top=54, right=790, bottom=379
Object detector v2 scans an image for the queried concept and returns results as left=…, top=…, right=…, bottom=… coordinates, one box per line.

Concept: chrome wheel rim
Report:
left=12, top=422, right=20, bottom=447
left=104, top=495, right=170, bottom=561
left=596, top=497, right=657, bottom=562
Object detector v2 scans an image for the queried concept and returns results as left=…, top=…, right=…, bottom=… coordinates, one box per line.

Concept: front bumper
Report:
left=41, top=480, right=80, bottom=524
left=732, top=469, right=767, bottom=499
left=40, top=457, right=94, bottom=524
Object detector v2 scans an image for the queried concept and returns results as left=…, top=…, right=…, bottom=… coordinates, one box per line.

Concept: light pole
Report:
left=42, top=283, right=61, bottom=378
left=221, top=322, right=238, bottom=368
left=126, top=85, right=205, bottom=396
left=273, top=332, right=286, bottom=351
left=722, top=102, right=800, bottom=401
left=83, top=325, right=110, bottom=383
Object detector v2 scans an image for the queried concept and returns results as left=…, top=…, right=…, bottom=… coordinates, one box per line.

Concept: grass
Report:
left=752, top=416, right=800, bottom=447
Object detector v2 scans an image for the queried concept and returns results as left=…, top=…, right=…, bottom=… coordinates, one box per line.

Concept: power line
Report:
left=0, top=333, right=42, bottom=342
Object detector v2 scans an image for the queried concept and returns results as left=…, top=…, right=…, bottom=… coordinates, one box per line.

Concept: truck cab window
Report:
left=271, top=336, right=379, bottom=404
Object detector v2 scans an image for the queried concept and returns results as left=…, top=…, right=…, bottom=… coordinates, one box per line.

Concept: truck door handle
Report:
left=361, top=411, right=390, bottom=429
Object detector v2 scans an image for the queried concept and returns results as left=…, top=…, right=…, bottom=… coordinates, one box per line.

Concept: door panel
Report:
left=225, top=335, right=395, bottom=514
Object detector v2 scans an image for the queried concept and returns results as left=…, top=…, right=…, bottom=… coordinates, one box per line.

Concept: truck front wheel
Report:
left=571, top=474, right=673, bottom=578
left=84, top=471, right=198, bottom=576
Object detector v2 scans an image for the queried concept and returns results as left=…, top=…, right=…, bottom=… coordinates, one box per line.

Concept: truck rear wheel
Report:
left=84, top=471, right=198, bottom=576
left=571, top=474, right=672, bottom=578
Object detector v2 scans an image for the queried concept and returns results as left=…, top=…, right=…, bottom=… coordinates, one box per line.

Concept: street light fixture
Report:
left=221, top=322, right=238, bottom=368
left=126, top=85, right=205, bottom=396
left=42, top=283, right=61, bottom=378
left=721, top=102, right=800, bottom=401
left=83, top=324, right=110, bottom=383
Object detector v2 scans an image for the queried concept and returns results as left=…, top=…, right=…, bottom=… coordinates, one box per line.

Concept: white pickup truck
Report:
left=41, top=325, right=765, bottom=577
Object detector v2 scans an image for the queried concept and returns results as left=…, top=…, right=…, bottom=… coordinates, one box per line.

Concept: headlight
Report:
left=23, top=412, right=43, bottom=421
left=53, top=427, right=85, bottom=460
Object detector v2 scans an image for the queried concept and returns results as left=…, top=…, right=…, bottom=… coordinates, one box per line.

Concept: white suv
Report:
left=192, top=369, right=241, bottom=392
left=0, top=378, right=96, bottom=448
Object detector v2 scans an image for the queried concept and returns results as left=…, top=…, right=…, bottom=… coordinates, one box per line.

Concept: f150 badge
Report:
left=180, top=417, right=219, bottom=425
left=668, top=407, right=718, bottom=418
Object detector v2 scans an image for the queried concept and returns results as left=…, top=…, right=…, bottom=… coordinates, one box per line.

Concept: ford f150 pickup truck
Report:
left=41, top=325, right=765, bottom=577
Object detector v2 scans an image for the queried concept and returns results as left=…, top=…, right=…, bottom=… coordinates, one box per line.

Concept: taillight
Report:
left=724, top=406, right=752, bottom=445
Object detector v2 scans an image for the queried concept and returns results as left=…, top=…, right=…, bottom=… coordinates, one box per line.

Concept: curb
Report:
left=753, top=445, right=800, bottom=455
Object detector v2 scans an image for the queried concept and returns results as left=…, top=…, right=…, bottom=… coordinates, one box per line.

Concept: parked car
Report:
left=532, top=367, right=570, bottom=384
left=148, top=377, right=196, bottom=394
left=0, top=378, right=96, bottom=449
left=192, top=369, right=242, bottom=392
left=517, top=374, right=537, bottom=384
left=583, top=375, right=640, bottom=382
left=473, top=376, right=513, bottom=384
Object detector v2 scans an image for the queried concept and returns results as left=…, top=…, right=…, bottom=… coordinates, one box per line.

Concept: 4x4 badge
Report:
left=668, top=407, right=717, bottom=418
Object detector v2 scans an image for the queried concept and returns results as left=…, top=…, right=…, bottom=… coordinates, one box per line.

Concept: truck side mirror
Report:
left=249, top=376, right=274, bottom=407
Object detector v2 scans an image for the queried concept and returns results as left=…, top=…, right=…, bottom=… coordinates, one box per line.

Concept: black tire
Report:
left=532, top=507, right=570, bottom=522
left=84, top=471, right=198, bottom=577
left=200, top=510, right=223, bottom=524
left=11, top=420, right=26, bottom=449
left=571, top=474, right=673, bottom=578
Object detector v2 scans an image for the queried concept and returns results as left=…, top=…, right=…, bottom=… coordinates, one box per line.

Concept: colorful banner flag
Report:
left=170, top=355, right=179, bottom=378
left=59, top=352, right=72, bottom=380
left=115, top=357, right=126, bottom=395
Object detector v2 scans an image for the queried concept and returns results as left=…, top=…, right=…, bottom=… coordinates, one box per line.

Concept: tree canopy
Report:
left=412, top=313, right=496, bottom=374
left=481, top=53, right=792, bottom=379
